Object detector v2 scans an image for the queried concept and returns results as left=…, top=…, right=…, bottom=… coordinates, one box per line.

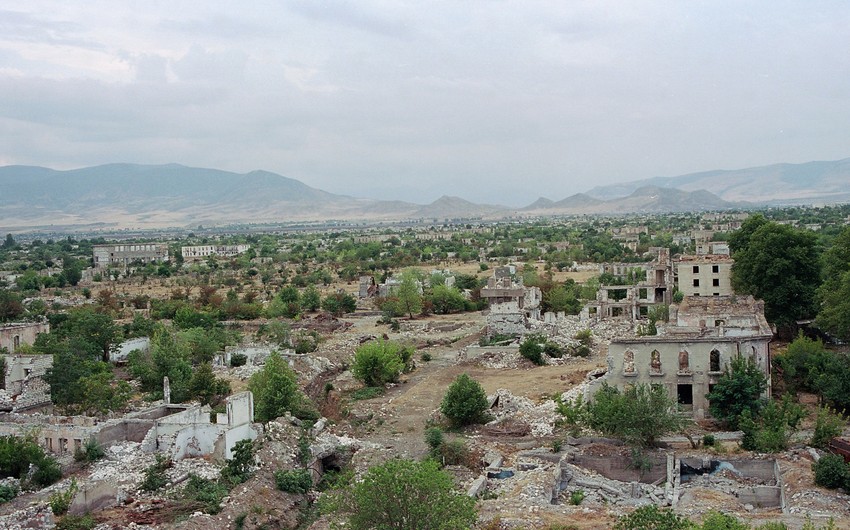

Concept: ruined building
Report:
left=181, top=244, right=250, bottom=262
left=675, top=255, right=734, bottom=297
left=0, top=353, right=53, bottom=412
left=481, top=267, right=542, bottom=336
left=593, top=295, right=773, bottom=419
left=0, top=321, right=49, bottom=352
left=583, top=248, right=674, bottom=321
left=92, top=243, right=169, bottom=269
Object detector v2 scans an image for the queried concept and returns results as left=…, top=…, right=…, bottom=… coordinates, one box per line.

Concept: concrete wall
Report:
left=111, top=337, right=150, bottom=363
left=676, top=259, right=733, bottom=297
left=572, top=453, right=667, bottom=484
left=2, top=354, right=53, bottom=411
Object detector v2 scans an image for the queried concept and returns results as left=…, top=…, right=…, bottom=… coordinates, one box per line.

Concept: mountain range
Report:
left=0, top=158, right=848, bottom=231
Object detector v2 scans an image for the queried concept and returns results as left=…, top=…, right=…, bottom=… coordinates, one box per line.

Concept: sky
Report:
left=1, top=1, right=849, bottom=206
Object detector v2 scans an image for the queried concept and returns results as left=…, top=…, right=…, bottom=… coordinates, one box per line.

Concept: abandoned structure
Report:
left=0, top=391, right=257, bottom=461
left=0, top=353, right=53, bottom=412
left=0, top=321, right=49, bottom=352
left=92, top=244, right=169, bottom=269
left=593, top=295, right=773, bottom=419
left=358, top=276, right=377, bottom=298
left=482, top=267, right=542, bottom=336
left=675, top=255, right=734, bottom=297
left=180, top=244, right=250, bottom=261
left=583, top=248, right=674, bottom=320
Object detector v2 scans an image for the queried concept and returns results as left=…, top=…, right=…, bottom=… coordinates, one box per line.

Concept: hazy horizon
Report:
left=2, top=2, right=849, bottom=205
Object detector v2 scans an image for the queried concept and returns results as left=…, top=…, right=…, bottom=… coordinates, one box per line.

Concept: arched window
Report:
left=710, top=350, right=721, bottom=372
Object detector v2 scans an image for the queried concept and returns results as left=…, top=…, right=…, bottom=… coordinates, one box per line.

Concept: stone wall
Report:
left=0, top=322, right=49, bottom=351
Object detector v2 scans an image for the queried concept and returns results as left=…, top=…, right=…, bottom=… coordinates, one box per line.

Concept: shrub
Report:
left=326, top=458, right=477, bottom=530
left=438, top=440, right=476, bottom=467
left=519, top=335, right=545, bottom=365
left=230, top=353, right=248, bottom=367
left=614, top=505, right=692, bottom=530
left=699, top=510, right=749, bottom=530
left=706, top=354, right=768, bottom=429
left=140, top=454, right=171, bottom=492
left=0, top=483, right=18, bottom=503
left=221, top=439, right=254, bottom=485
left=275, top=469, right=313, bottom=494
left=0, top=434, right=62, bottom=488
left=248, top=351, right=315, bottom=422
left=55, top=514, right=96, bottom=530
left=813, top=453, right=848, bottom=489
left=351, top=339, right=409, bottom=387
left=424, top=427, right=444, bottom=452
left=440, top=374, right=488, bottom=427
left=544, top=341, right=564, bottom=358
left=739, top=395, right=806, bottom=453
left=569, top=489, right=585, bottom=505
left=73, top=438, right=105, bottom=464
left=812, top=406, right=844, bottom=449
left=350, top=386, right=385, bottom=401
left=702, top=434, right=716, bottom=447
left=49, top=478, right=78, bottom=516
left=182, top=474, right=229, bottom=514
left=421, top=352, right=432, bottom=362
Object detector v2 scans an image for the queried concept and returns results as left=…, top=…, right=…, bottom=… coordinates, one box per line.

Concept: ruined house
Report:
left=592, top=295, right=773, bottom=419
left=675, top=255, right=734, bottom=297
left=180, top=244, right=250, bottom=261
left=0, top=353, right=53, bottom=412
left=358, top=276, right=377, bottom=298
left=583, top=248, right=673, bottom=321
left=0, top=321, right=49, bottom=352
left=92, top=243, right=169, bottom=269
left=481, top=268, right=542, bottom=336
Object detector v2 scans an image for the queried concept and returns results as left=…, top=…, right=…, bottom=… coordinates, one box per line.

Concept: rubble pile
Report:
left=487, top=389, right=560, bottom=437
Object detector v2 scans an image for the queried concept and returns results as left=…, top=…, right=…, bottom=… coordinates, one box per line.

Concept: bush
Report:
left=351, top=339, right=410, bottom=387
left=221, top=439, right=254, bottom=485
left=182, top=474, right=229, bottom=514
left=55, top=514, right=97, bottom=530
left=0, top=434, right=62, bottom=488
left=569, top=489, right=585, bottom=505
left=812, top=406, right=844, bottom=449
left=614, top=505, right=692, bottom=530
left=49, top=478, right=78, bottom=516
left=275, top=469, right=313, bottom=494
left=813, top=453, right=848, bottom=489
left=519, top=335, right=545, bottom=365
left=74, top=438, right=105, bottom=464
left=350, top=386, right=385, bottom=401
left=440, top=374, right=488, bottom=427
left=438, top=440, right=477, bottom=467
left=702, top=434, right=716, bottom=447
left=140, top=454, right=171, bottom=492
left=582, top=383, right=690, bottom=448
left=706, top=354, right=768, bottom=429
left=739, top=395, right=806, bottom=453
left=424, top=427, right=444, bottom=452
left=326, top=458, right=477, bottom=530
left=0, top=483, right=18, bottom=503
left=421, top=352, right=432, bottom=362
left=699, top=511, right=749, bottom=530
left=248, top=351, right=315, bottom=422
left=230, top=353, right=248, bottom=367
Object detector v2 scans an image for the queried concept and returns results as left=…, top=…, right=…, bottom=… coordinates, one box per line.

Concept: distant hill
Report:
left=0, top=158, right=847, bottom=231
left=586, top=158, right=850, bottom=203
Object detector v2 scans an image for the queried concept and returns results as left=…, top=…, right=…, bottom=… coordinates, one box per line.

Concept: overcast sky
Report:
left=1, top=1, right=849, bottom=206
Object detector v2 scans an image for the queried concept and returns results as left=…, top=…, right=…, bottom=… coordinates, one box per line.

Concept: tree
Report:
left=0, top=291, right=24, bottom=322
left=329, top=458, right=477, bottom=530
left=351, top=339, right=410, bottom=387
left=729, top=216, right=820, bottom=329
left=817, top=226, right=850, bottom=341
left=321, top=292, right=357, bottom=316
left=706, top=354, right=768, bottom=428
left=60, top=307, right=121, bottom=362
left=78, top=371, right=132, bottom=415
left=128, top=329, right=193, bottom=402
left=2, top=234, right=14, bottom=249
left=440, top=374, right=488, bottom=427
left=428, top=285, right=466, bottom=314
left=248, top=351, right=313, bottom=422
left=302, top=285, right=321, bottom=312
left=581, top=383, right=689, bottom=447
left=62, top=257, right=83, bottom=286
left=519, top=335, right=545, bottom=365
left=396, top=270, right=423, bottom=318
left=188, top=363, right=231, bottom=406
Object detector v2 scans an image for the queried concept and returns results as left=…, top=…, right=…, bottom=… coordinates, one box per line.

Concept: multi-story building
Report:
left=676, top=255, right=734, bottom=297
left=93, top=243, right=169, bottom=269
left=181, top=245, right=250, bottom=261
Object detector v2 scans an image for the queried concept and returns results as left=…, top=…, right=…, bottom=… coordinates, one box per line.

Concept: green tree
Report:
left=706, top=354, right=768, bottom=428
left=428, top=285, right=466, bottom=314
left=519, top=335, right=546, bottom=365
left=1, top=234, right=14, bottom=249
left=351, top=339, right=409, bottom=387
left=440, top=374, right=488, bottom=427
left=248, top=351, right=313, bottom=422
left=328, top=458, right=477, bottom=530
left=581, top=383, right=689, bottom=447
left=739, top=395, right=805, bottom=452
left=729, top=216, right=820, bottom=329
left=396, top=270, right=423, bottom=318
left=128, top=329, right=193, bottom=402
left=78, top=371, right=132, bottom=415
left=816, top=226, right=850, bottom=341
left=188, top=363, right=231, bottom=406
left=0, top=291, right=24, bottom=322
left=60, top=307, right=121, bottom=362
left=321, top=292, right=357, bottom=316
left=302, top=285, right=321, bottom=312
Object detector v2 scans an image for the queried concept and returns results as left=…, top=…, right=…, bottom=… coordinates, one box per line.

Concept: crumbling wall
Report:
left=2, top=354, right=54, bottom=411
